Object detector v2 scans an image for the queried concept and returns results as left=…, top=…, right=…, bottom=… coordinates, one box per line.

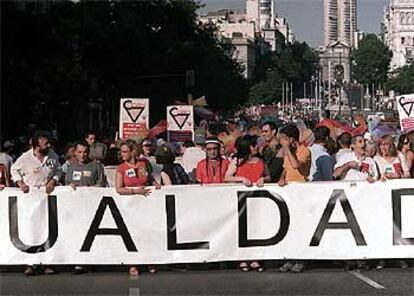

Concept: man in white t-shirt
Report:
left=11, top=131, right=61, bottom=193
left=335, top=132, right=353, bottom=163
left=10, top=131, right=61, bottom=276
left=333, top=135, right=378, bottom=182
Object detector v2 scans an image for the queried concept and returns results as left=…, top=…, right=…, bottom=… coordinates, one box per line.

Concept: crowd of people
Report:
left=0, top=114, right=413, bottom=276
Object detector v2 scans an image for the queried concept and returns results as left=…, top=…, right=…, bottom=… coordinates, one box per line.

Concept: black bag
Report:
left=172, top=164, right=190, bottom=185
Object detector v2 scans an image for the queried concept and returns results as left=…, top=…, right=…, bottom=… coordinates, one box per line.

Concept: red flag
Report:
left=149, top=120, right=167, bottom=139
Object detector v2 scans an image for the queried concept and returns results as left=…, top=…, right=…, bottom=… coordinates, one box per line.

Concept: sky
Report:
left=198, top=0, right=388, bottom=47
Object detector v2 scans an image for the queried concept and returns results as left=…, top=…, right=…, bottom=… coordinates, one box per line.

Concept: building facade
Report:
left=324, top=0, right=357, bottom=48
left=383, top=0, right=414, bottom=70
left=198, top=1, right=295, bottom=78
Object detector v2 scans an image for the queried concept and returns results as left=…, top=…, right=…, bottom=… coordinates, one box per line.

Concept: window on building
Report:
left=402, top=37, right=406, bottom=45
left=401, top=12, right=405, bottom=25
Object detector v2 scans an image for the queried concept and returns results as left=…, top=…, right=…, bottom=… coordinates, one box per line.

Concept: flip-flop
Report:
left=239, top=262, right=250, bottom=272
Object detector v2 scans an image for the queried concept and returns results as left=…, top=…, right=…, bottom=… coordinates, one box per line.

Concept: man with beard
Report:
left=11, top=131, right=61, bottom=194
left=10, top=131, right=62, bottom=276
left=260, top=122, right=284, bottom=182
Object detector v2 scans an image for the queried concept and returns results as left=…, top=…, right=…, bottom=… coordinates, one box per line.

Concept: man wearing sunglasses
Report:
left=196, top=137, right=229, bottom=184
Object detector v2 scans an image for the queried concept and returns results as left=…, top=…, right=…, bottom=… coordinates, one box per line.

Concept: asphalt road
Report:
left=0, top=265, right=413, bottom=295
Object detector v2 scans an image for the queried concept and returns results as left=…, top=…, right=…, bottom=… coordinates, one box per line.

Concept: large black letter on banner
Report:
left=238, top=190, right=290, bottom=247
left=81, top=196, right=137, bottom=252
left=310, top=189, right=366, bottom=246
left=392, top=188, right=414, bottom=245
left=9, top=195, right=58, bottom=253
left=165, top=195, right=209, bottom=250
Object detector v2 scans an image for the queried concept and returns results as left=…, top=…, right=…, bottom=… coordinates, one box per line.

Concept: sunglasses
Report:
left=403, top=141, right=410, bottom=145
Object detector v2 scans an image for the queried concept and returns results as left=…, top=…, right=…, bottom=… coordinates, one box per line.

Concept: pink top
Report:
left=117, top=160, right=151, bottom=187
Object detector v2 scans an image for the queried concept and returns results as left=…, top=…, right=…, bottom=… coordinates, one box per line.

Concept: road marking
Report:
left=129, top=288, right=140, bottom=296
left=348, top=271, right=386, bottom=290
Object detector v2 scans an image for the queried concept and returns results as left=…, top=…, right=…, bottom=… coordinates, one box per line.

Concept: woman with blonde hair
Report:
left=115, top=139, right=160, bottom=275
left=374, top=135, right=410, bottom=180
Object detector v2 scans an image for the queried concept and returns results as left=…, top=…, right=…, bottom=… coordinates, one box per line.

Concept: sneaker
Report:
left=344, top=261, right=356, bottom=271
left=279, top=261, right=294, bottom=273
left=74, top=266, right=86, bottom=275
left=356, top=260, right=370, bottom=271
left=42, top=267, right=56, bottom=275
left=291, top=262, right=305, bottom=273
left=399, top=260, right=408, bottom=269
left=376, top=260, right=385, bottom=270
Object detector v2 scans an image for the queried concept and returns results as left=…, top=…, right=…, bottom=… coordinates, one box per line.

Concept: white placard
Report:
left=396, top=93, right=414, bottom=132
left=167, top=105, right=194, bottom=132
left=119, top=98, right=149, bottom=139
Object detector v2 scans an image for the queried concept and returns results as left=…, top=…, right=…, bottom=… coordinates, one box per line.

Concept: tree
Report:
left=2, top=0, right=247, bottom=139
left=248, top=41, right=318, bottom=105
left=351, top=34, right=392, bottom=85
left=387, top=65, right=414, bottom=94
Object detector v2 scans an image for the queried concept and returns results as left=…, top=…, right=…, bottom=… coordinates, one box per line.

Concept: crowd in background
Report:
left=0, top=112, right=413, bottom=276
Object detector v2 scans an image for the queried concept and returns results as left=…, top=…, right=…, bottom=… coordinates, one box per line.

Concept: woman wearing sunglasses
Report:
left=374, top=135, right=410, bottom=181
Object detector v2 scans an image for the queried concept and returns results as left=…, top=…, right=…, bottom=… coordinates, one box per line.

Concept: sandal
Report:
left=250, top=261, right=264, bottom=272
left=148, top=265, right=157, bottom=274
left=24, top=265, right=36, bottom=276
left=239, top=262, right=250, bottom=272
left=129, top=266, right=139, bottom=276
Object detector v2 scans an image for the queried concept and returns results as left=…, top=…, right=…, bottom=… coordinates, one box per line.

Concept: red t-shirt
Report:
left=235, top=158, right=265, bottom=183
left=117, top=160, right=151, bottom=187
left=196, top=158, right=230, bottom=184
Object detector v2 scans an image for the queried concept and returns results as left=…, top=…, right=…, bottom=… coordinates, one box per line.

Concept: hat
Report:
left=142, top=139, right=152, bottom=146
left=155, top=144, right=175, bottom=164
left=155, top=144, right=173, bottom=158
left=205, top=137, right=221, bottom=146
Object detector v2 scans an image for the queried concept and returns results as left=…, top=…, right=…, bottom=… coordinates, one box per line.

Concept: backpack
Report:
left=172, top=164, right=190, bottom=185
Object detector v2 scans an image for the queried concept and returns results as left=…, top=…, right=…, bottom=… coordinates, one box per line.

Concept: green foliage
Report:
left=249, top=41, right=318, bottom=105
left=351, top=34, right=392, bottom=85
left=387, top=65, right=414, bottom=94
left=2, top=0, right=247, bottom=138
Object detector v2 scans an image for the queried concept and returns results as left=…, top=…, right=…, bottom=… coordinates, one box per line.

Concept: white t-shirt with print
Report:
left=335, top=152, right=378, bottom=181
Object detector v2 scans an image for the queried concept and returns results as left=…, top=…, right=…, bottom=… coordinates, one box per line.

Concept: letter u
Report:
left=9, top=195, right=58, bottom=253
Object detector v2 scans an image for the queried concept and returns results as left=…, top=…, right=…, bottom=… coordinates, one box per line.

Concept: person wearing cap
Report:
left=156, top=144, right=189, bottom=185
left=196, top=137, right=229, bottom=184
left=141, top=138, right=154, bottom=158
left=140, top=138, right=162, bottom=184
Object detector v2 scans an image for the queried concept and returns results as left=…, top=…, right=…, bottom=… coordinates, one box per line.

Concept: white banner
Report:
left=397, top=93, right=414, bottom=132
left=0, top=180, right=413, bottom=265
left=119, top=98, right=149, bottom=139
